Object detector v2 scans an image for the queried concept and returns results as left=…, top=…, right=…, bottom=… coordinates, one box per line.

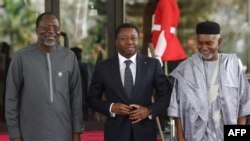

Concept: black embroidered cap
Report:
left=196, top=21, right=220, bottom=34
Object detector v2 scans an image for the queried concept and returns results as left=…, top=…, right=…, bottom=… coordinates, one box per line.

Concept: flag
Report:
left=151, top=0, right=186, bottom=61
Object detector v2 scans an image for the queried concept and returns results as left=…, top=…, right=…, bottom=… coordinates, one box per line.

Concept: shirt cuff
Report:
left=148, top=107, right=152, bottom=120
left=148, top=114, right=153, bottom=120
left=109, top=103, right=116, bottom=117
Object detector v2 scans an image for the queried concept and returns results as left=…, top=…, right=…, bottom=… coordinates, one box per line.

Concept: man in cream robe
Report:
left=168, top=21, right=250, bottom=141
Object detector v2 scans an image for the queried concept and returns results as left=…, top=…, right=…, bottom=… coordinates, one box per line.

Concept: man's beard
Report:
left=200, top=52, right=215, bottom=61
left=44, top=40, right=57, bottom=47
left=39, top=37, right=58, bottom=48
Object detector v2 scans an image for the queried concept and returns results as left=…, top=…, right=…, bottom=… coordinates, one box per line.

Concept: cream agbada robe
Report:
left=168, top=53, right=250, bottom=141
left=5, top=43, right=83, bottom=141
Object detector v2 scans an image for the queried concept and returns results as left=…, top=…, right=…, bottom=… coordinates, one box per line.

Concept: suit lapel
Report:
left=130, top=54, right=146, bottom=100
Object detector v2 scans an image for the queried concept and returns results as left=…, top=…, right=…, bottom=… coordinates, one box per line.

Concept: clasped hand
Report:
left=111, top=103, right=151, bottom=124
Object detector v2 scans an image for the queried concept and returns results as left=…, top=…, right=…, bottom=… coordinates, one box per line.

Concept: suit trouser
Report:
left=130, top=130, right=135, bottom=141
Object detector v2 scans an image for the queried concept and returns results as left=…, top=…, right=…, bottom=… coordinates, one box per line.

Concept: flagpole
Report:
left=164, top=61, right=175, bottom=141
left=151, top=0, right=186, bottom=139
left=161, top=53, right=177, bottom=141
left=149, top=43, right=177, bottom=141
left=148, top=43, right=165, bottom=141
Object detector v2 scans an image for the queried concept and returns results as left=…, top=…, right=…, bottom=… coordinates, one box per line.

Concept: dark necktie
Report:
left=124, top=60, right=133, bottom=96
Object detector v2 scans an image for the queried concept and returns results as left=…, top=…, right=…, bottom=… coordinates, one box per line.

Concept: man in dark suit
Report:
left=87, top=23, right=172, bottom=141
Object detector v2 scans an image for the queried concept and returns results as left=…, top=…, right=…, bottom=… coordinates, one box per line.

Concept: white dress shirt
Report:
left=109, top=53, right=137, bottom=117
left=118, top=53, right=137, bottom=85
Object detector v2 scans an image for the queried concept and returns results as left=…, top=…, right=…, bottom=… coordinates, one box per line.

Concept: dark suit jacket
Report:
left=87, top=53, right=171, bottom=141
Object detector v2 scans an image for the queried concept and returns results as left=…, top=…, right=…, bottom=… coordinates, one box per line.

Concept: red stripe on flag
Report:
left=152, top=0, right=186, bottom=61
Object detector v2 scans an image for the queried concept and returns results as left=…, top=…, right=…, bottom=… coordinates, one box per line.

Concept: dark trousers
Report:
left=130, top=130, right=135, bottom=141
